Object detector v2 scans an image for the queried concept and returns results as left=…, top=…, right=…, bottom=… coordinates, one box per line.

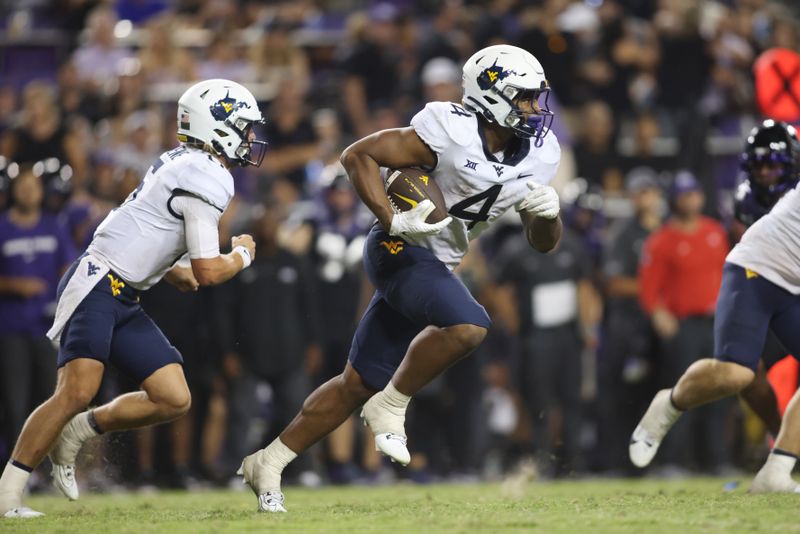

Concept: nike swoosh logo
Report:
left=518, top=173, right=534, bottom=180
left=394, top=193, right=418, bottom=208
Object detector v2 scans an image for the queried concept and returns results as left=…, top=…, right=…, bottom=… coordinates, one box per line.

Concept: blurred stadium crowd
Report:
left=1, top=0, right=799, bottom=491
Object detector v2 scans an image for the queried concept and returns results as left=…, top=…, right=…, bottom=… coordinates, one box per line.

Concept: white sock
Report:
left=257, top=439, right=297, bottom=491
left=72, top=411, right=101, bottom=441
left=765, top=450, right=797, bottom=477
left=381, top=382, right=411, bottom=413
left=0, top=462, right=31, bottom=507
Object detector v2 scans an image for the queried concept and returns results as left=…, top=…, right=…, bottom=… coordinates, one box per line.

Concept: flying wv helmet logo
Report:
left=209, top=91, right=251, bottom=121
left=477, top=59, right=518, bottom=90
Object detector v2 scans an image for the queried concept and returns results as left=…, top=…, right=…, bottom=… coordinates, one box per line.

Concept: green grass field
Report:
left=2, top=478, right=798, bottom=533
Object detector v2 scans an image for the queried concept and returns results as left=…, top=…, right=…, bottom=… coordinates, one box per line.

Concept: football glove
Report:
left=519, top=181, right=560, bottom=219
left=389, top=199, right=452, bottom=238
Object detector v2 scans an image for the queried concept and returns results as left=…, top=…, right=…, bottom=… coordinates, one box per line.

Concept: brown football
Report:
left=385, top=167, right=448, bottom=223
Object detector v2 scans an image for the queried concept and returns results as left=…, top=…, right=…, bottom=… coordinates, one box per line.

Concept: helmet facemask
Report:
left=224, top=116, right=267, bottom=167
left=498, top=83, right=554, bottom=144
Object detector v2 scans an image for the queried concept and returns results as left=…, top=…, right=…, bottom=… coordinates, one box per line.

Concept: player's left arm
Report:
left=519, top=210, right=562, bottom=253
left=340, top=127, right=437, bottom=230
left=518, top=181, right=562, bottom=253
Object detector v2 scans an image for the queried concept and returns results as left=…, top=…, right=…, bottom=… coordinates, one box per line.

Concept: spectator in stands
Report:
left=138, top=17, right=197, bottom=83
left=115, top=110, right=164, bottom=177
left=250, top=18, right=310, bottom=94
left=572, top=100, right=622, bottom=191
left=0, top=81, right=88, bottom=187
left=596, top=167, right=663, bottom=472
left=218, top=204, right=322, bottom=483
left=420, top=57, right=462, bottom=106
left=638, top=170, right=731, bottom=473
left=494, top=225, right=602, bottom=477
left=197, top=32, right=255, bottom=83
left=71, top=6, right=134, bottom=91
left=0, top=165, right=76, bottom=464
left=621, top=112, right=676, bottom=174
left=339, top=4, right=402, bottom=137
left=262, top=81, right=320, bottom=193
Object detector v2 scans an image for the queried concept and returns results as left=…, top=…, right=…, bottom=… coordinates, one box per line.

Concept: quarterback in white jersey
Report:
left=238, top=44, right=563, bottom=513
left=630, top=120, right=800, bottom=493
left=0, top=79, right=263, bottom=518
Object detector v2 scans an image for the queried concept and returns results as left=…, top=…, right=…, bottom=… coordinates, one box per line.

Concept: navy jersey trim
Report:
left=166, top=188, right=224, bottom=220
left=476, top=116, right=531, bottom=167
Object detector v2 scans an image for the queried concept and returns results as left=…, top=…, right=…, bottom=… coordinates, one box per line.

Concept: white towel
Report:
left=47, top=254, right=110, bottom=344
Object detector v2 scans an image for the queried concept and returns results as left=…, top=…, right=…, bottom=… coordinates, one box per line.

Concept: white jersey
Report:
left=87, top=146, right=234, bottom=290
left=727, top=183, right=800, bottom=294
left=408, top=101, right=561, bottom=270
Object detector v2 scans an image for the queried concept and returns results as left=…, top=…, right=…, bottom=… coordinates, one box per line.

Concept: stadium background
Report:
left=0, top=0, right=799, bottom=495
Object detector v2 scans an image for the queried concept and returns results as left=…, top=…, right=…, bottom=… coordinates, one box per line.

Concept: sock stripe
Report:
left=10, top=459, right=33, bottom=473
left=668, top=389, right=685, bottom=412
left=88, top=410, right=104, bottom=435
left=772, top=448, right=799, bottom=460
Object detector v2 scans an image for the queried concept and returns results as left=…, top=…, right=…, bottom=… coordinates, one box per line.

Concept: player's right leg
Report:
left=630, top=263, right=768, bottom=468
left=750, top=293, right=800, bottom=493
left=238, top=362, right=376, bottom=512
left=0, top=358, right=104, bottom=518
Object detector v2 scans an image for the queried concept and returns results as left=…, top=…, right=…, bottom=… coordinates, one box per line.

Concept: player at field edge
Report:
left=238, top=44, right=564, bottom=513
left=0, top=79, right=264, bottom=518
left=630, top=120, right=800, bottom=492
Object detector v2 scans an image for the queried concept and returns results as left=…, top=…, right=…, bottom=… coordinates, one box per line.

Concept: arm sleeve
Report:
left=172, top=195, right=222, bottom=259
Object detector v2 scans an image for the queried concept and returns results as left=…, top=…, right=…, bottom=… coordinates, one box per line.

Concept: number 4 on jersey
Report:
left=449, top=184, right=502, bottom=230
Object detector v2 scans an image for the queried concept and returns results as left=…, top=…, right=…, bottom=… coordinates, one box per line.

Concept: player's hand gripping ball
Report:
left=385, top=167, right=451, bottom=238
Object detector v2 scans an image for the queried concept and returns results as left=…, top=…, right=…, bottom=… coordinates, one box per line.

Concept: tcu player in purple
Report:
left=238, top=44, right=563, bottom=512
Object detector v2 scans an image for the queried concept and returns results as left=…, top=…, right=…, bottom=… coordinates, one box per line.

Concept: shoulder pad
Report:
left=411, top=102, right=475, bottom=152
left=174, top=152, right=234, bottom=212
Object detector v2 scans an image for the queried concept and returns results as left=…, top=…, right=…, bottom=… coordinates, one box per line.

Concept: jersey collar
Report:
left=476, top=117, right=531, bottom=167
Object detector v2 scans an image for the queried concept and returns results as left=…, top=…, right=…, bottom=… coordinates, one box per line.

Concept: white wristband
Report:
left=233, top=246, right=252, bottom=269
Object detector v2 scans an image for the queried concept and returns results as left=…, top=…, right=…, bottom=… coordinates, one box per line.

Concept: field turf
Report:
left=2, top=478, right=798, bottom=533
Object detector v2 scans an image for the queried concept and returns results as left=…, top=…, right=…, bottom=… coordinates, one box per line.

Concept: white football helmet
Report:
left=462, top=44, right=553, bottom=144
left=177, top=79, right=267, bottom=166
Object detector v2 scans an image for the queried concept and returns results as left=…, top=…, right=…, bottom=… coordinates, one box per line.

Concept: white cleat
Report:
left=49, top=414, right=89, bottom=500
left=360, top=395, right=410, bottom=466
left=51, top=463, right=79, bottom=501
left=257, top=491, right=287, bottom=513
left=237, top=452, right=287, bottom=513
left=629, top=389, right=682, bottom=468
left=372, top=432, right=411, bottom=466
left=3, top=507, right=44, bottom=518
left=750, top=467, right=800, bottom=494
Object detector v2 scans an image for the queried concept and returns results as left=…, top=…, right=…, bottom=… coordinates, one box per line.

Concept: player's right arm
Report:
left=340, top=127, right=438, bottom=231
left=172, top=195, right=256, bottom=286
